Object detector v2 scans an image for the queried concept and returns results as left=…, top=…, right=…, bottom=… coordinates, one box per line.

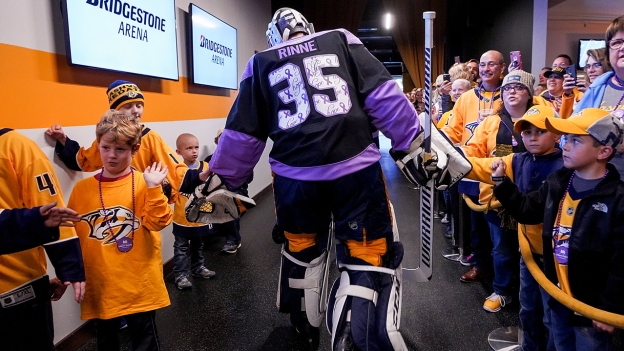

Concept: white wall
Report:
left=1, top=0, right=271, bottom=344
left=531, top=0, right=548, bottom=81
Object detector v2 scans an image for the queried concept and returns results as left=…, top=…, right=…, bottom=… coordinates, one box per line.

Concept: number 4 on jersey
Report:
left=35, top=172, right=58, bottom=196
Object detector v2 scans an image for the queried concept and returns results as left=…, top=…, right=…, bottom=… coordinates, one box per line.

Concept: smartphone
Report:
left=509, top=51, right=522, bottom=71
left=454, top=56, right=461, bottom=64
left=565, top=65, right=577, bottom=80
left=442, top=73, right=451, bottom=82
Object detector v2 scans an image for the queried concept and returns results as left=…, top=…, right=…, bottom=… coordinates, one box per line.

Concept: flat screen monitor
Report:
left=578, top=39, right=606, bottom=69
left=188, top=4, right=238, bottom=89
left=61, top=0, right=179, bottom=80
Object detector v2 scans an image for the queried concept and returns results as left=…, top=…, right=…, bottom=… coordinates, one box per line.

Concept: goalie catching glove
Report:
left=185, top=173, right=256, bottom=224
left=389, top=125, right=472, bottom=190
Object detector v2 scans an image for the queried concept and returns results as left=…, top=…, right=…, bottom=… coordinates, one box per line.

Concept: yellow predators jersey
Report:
left=56, top=126, right=186, bottom=190
left=466, top=154, right=544, bottom=255
left=552, top=193, right=578, bottom=295
left=170, top=161, right=213, bottom=238
left=442, top=88, right=503, bottom=145
left=68, top=172, right=172, bottom=320
left=0, top=129, right=84, bottom=294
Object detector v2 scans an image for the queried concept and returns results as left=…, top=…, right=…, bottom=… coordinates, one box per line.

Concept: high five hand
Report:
left=144, top=161, right=169, bottom=187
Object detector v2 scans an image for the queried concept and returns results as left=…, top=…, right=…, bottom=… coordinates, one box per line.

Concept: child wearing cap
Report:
left=460, top=69, right=534, bottom=312
left=465, top=104, right=564, bottom=350
left=45, top=80, right=185, bottom=190
left=492, top=108, right=624, bottom=350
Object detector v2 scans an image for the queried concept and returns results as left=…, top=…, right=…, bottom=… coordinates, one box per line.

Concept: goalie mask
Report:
left=266, top=8, right=315, bottom=48
left=185, top=174, right=256, bottom=224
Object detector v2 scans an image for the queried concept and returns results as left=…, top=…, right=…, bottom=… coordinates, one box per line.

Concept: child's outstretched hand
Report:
left=490, top=158, right=507, bottom=180
left=45, top=125, right=67, bottom=146
left=144, top=161, right=169, bottom=187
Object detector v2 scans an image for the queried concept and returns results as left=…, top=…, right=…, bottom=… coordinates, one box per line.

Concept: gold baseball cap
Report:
left=514, top=105, right=561, bottom=133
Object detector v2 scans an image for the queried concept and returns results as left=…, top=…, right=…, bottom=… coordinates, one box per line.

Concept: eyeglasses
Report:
left=584, top=62, right=602, bottom=70
left=502, top=84, right=527, bottom=92
left=478, top=62, right=501, bottom=68
left=608, top=39, right=624, bottom=50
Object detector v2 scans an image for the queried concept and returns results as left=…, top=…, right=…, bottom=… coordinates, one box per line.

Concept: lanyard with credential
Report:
left=478, top=83, right=499, bottom=120
left=613, top=74, right=624, bottom=118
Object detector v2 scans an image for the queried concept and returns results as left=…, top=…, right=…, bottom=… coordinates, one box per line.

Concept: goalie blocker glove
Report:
left=390, top=125, right=472, bottom=190
left=185, top=174, right=256, bottom=224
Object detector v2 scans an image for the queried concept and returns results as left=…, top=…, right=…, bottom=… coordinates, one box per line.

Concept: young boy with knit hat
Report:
left=68, top=110, right=172, bottom=350
left=465, top=105, right=564, bottom=350
left=492, top=108, right=624, bottom=350
left=46, top=80, right=184, bottom=189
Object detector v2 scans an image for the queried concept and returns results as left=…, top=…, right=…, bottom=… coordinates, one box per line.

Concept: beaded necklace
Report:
left=99, top=168, right=135, bottom=252
left=478, top=83, right=499, bottom=120
left=553, top=169, right=608, bottom=263
left=613, top=74, right=624, bottom=118
left=547, top=91, right=561, bottom=113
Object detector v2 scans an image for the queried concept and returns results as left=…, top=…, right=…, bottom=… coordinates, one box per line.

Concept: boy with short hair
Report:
left=68, top=111, right=172, bottom=351
left=465, top=105, right=564, bottom=350
left=492, top=108, right=624, bottom=350
left=171, top=133, right=215, bottom=290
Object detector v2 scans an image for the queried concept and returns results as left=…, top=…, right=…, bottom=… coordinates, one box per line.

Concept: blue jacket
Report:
left=574, top=71, right=615, bottom=113
left=512, top=149, right=564, bottom=193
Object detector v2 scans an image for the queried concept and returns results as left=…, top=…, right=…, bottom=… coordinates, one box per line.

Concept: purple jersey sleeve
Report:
left=364, top=80, right=420, bottom=151
left=208, top=129, right=266, bottom=189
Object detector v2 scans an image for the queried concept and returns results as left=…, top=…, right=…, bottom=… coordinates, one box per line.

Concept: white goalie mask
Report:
left=266, top=8, right=315, bottom=48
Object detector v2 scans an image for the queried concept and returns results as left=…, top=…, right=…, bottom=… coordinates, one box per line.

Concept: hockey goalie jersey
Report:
left=55, top=126, right=185, bottom=190
left=68, top=171, right=172, bottom=320
left=0, top=129, right=84, bottom=294
left=209, top=29, right=420, bottom=189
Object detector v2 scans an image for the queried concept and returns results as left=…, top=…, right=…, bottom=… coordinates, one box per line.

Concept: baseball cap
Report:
left=545, top=108, right=624, bottom=149
left=514, top=105, right=561, bottom=133
left=502, top=70, right=535, bottom=98
left=544, top=67, right=565, bottom=79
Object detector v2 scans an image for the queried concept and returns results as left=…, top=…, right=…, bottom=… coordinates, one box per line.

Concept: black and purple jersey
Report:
left=210, top=29, right=420, bottom=188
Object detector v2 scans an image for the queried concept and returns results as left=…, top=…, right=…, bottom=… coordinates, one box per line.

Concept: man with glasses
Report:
left=442, top=50, right=505, bottom=284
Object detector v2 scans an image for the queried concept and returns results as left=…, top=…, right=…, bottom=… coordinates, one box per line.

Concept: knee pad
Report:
left=276, top=224, right=333, bottom=328
left=326, top=203, right=406, bottom=351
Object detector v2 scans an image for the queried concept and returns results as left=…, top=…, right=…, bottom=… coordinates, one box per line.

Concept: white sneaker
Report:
left=441, top=215, right=449, bottom=224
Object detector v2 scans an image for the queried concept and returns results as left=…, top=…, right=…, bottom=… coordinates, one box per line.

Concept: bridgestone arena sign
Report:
left=62, top=0, right=179, bottom=80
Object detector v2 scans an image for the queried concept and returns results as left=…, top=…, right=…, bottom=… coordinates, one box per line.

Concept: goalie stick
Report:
left=403, top=11, right=436, bottom=283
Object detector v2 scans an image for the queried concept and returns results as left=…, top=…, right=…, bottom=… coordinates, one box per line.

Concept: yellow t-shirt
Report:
left=171, top=161, right=211, bottom=228
left=69, top=171, right=172, bottom=320
left=0, top=130, right=79, bottom=293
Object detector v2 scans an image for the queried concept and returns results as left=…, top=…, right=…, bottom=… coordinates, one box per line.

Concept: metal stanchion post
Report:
left=488, top=326, right=521, bottom=351
left=442, top=184, right=463, bottom=261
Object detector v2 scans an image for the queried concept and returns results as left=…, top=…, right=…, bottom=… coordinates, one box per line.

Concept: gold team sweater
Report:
left=69, top=170, right=172, bottom=320
left=442, top=88, right=503, bottom=146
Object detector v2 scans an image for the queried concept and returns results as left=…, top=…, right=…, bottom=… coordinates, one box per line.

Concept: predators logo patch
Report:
left=81, top=206, right=141, bottom=246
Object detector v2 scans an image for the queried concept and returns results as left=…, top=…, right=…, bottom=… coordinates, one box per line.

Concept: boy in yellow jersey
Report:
left=492, top=108, right=624, bottom=350
left=171, top=133, right=215, bottom=290
left=465, top=105, right=564, bottom=349
left=46, top=80, right=185, bottom=190
left=68, top=111, right=172, bottom=351
left=0, top=128, right=85, bottom=351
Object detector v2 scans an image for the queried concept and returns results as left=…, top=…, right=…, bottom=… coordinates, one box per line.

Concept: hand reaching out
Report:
left=144, top=162, right=168, bottom=187
left=40, top=202, right=82, bottom=228
left=490, top=158, right=507, bottom=181
left=45, top=125, right=67, bottom=146
left=49, top=278, right=85, bottom=303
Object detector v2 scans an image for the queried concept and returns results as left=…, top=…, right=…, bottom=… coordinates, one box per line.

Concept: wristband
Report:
left=491, top=176, right=506, bottom=182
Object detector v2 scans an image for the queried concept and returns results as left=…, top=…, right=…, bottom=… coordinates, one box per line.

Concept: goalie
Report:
left=179, top=8, right=466, bottom=350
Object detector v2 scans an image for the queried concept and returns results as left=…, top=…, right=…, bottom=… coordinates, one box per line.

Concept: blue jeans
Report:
left=470, top=204, right=492, bottom=270
left=545, top=295, right=612, bottom=350
left=519, top=255, right=554, bottom=351
left=486, top=214, right=518, bottom=296
left=173, top=235, right=204, bottom=279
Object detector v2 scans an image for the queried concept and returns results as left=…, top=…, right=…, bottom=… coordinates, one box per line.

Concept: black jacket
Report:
left=494, top=164, right=624, bottom=314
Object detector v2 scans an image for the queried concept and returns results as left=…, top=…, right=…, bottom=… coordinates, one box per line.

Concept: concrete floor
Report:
left=77, top=137, right=522, bottom=351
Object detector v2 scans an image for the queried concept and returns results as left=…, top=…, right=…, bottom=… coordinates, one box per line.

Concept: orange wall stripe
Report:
left=0, top=43, right=239, bottom=129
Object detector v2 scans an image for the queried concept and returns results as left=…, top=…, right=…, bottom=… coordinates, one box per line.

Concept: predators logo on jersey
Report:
left=81, top=206, right=141, bottom=246
left=463, top=120, right=480, bottom=145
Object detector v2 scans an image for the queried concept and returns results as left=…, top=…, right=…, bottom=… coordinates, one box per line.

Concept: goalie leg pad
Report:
left=327, top=243, right=407, bottom=351
left=277, top=239, right=332, bottom=328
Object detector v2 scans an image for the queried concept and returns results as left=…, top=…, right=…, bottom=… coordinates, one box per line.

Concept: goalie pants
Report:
left=273, top=162, right=394, bottom=267
left=0, top=276, right=55, bottom=351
